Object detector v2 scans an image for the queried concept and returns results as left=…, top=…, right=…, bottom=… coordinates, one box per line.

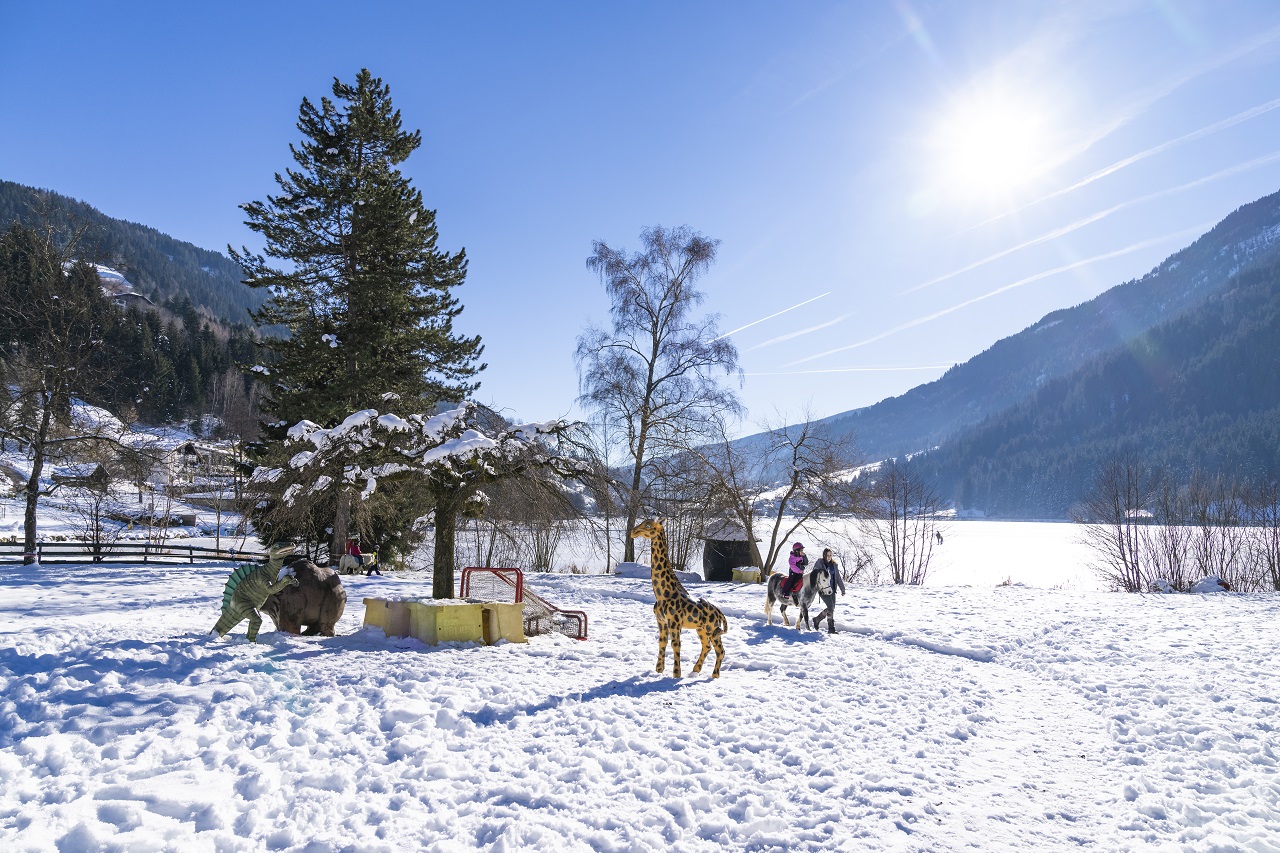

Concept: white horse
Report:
left=764, top=570, right=818, bottom=629
left=338, top=551, right=377, bottom=575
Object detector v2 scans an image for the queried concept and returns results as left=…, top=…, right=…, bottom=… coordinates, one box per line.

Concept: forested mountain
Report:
left=917, top=253, right=1280, bottom=518
left=781, top=188, right=1280, bottom=463
left=0, top=180, right=265, bottom=324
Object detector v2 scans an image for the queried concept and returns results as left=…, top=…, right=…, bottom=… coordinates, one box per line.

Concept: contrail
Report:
left=744, top=314, right=850, bottom=351
left=905, top=207, right=1120, bottom=295
left=745, top=364, right=953, bottom=376
left=909, top=149, right=1280, bottom=295
left=709, top=292, right=830, bottom=343
left=789, top=224, right=1210, bottom=367
left=964, top=95, right=1280, bottom=233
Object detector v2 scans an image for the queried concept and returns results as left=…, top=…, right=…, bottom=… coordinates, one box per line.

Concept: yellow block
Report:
left=406, top=602, right=485, bottom=645
left=481, top=602, right=527, bottom=645
left=732, top=568, right=761, bottom=583
left=363, top=598, right=413, bottom=637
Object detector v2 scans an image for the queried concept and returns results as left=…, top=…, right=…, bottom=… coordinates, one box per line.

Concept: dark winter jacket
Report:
left=813, top=558, right=845, bottom=596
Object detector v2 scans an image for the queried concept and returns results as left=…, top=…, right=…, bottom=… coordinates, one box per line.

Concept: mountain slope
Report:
left=918, top=253, right=1280, bottom=517
left=0, top=180, right=264, bottom=324
left=791, top=188, right=1280, bottom=462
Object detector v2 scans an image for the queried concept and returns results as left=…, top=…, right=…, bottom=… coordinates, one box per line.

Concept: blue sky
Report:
left=5, top=2, right=1280, bottom=433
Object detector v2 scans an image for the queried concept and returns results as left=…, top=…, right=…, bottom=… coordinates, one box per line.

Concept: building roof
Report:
left=699, top=518, right=758, bottom=542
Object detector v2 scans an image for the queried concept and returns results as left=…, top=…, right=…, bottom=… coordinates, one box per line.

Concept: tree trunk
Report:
left=23, top=465, right=40, bottom=565
left=433, top=502, right=458, bottom=599
left=331, top=489, right=352, bottom=567
left=22, top=404, right=54, bottom=565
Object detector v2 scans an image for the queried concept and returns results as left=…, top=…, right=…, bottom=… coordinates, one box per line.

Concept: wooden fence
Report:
left=0, top=540, right=265, bottom=565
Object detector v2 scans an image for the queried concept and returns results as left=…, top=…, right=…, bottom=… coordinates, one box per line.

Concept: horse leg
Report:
left=781, top=603, right=791, bottom=627
left=764, top=593, right=774, bottom=625
left=691, top=627, right=711, bottom=674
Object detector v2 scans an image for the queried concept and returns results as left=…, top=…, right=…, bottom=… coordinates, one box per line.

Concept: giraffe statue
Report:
left=631, top=519, right=728, bottom=678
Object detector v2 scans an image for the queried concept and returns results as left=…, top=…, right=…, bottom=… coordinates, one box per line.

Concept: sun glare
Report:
left=931, top=86, right=1054, bottom=201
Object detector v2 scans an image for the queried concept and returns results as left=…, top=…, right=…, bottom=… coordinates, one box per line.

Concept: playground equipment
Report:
left=459, top=567, right=588, bottom=641
left=362, top=598, right=527, bottom=645
left=360, top=567, right=587, bottom=645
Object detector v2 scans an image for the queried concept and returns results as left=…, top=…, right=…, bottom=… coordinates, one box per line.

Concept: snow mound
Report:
left=1188, top=574, right=1232, bottom=593
left=613, top=561, right=703, bottom=583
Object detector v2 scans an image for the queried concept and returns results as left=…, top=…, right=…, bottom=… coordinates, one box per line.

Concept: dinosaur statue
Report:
left=211, top=543, right=301, bottom=642
left=261, top=556, right=347, bottom=636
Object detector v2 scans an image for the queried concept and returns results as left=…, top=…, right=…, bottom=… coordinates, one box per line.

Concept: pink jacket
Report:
left=788, top=550, right=807, bottom=574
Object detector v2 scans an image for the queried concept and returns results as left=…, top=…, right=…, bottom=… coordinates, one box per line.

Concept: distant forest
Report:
left=0, top=180, right=265, bottom=325
left=0, top=181, right=266, bottom=431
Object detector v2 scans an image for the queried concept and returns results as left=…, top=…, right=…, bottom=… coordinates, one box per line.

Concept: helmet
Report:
left=792, top=542, right=804, bottom=551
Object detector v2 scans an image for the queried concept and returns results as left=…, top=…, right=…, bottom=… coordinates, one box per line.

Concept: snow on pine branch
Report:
left=260, top=402, right=588, bottom=507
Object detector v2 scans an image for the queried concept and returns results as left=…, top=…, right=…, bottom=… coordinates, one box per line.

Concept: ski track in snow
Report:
left=1, top=563, right=1278, bottom=851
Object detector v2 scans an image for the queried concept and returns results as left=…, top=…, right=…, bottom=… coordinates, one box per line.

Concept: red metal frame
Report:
left=459, top=567, right=588, bottom=640
left=460, top=566, right=523, bottom=602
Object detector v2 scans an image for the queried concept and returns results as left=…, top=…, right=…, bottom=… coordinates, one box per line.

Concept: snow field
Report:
left=1, top=556, right=1279, bottom=851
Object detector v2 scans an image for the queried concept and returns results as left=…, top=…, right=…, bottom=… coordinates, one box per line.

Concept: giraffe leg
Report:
left=655, top=620, right=668, bottom=673
left=691, top=627, right=711, bottom=674
left=711, top=632, right=725, bottom=678
left=670, top=627, right=683, bottom=678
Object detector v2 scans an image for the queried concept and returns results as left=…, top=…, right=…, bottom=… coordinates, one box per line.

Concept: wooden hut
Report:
left=699, top=519, right=759, bottom=582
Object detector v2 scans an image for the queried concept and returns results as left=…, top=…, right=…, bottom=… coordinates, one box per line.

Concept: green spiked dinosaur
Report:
left=212, top=543, right=301, bottom=642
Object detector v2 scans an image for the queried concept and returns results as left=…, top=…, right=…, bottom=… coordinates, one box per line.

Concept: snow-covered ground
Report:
left=3, top=541, right=1278, bottom=851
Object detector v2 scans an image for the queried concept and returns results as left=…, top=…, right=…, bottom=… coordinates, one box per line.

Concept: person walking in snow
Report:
left=364, top=541, right=381, bottom=576
left=782, top=542, right=807, bottom=596
left=811, top=548, right=846, bottom=634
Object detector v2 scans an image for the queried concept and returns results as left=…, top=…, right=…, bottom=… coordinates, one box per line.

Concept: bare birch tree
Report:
left=575, top=225, right=740, bottom=562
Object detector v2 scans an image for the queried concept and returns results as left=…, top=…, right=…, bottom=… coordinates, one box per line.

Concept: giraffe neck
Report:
left=649, top=532, right=684, bottom=600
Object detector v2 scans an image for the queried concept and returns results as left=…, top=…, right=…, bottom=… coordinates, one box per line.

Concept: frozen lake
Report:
left=554, top=518, right=1100, bottom=591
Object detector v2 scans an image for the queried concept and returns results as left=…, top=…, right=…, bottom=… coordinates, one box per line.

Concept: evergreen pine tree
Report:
left=231, top=69, right=484, bottom=559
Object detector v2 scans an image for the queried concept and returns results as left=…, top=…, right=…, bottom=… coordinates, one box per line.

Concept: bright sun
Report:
left=931, top=86, right=1054, bottom=201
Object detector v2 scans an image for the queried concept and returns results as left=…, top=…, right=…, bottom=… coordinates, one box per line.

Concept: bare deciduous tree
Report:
left=690, top=411, right=868, bottom=577
left=860, top=458, right=946, bottom=585
left=0, top=222, right=138, bottom=563
left=1141, top=474, right=1193, bottom=591
left=1073, top=457, right=1154, bottom=592
left=1184, top=472, right=1250, bottom=590
left=1246, top=481, right=1280, bottom=592
left=575, top=225, right=740, bottom=562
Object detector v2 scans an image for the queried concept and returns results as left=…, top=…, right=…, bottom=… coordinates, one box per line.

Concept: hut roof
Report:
left=699, top=519, right=758, bottom=542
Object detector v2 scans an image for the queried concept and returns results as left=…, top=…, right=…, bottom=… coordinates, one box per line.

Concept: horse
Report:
left=764, top=569, right=818, bottom=629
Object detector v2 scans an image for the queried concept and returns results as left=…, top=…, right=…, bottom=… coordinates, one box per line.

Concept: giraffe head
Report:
left=631, top=519, right=664, bottom=542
